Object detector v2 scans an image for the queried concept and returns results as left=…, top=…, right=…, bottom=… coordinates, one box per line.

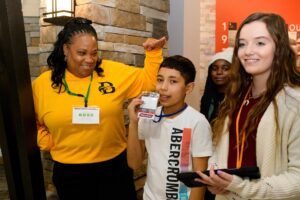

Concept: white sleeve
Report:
left=191, top=115, right=213, bottom=158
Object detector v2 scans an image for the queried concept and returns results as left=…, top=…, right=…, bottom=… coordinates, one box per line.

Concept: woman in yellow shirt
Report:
left=32, top=17, right=166, bottom=199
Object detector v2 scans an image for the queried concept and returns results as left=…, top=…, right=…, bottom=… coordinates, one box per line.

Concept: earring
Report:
left=64, top=56, right=67, bottom=62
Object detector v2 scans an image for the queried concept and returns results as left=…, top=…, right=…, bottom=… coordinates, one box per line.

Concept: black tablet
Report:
left=177, top=166, right=260, bottom=187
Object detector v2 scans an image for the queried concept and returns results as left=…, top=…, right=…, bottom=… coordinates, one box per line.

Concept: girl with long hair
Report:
left=196, top=12, right=300, bottom=200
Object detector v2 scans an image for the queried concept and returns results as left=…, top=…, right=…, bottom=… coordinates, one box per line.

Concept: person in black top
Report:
left=200, top=47, right=233, bottom=200
left=200, top=47, right=233, bottom=122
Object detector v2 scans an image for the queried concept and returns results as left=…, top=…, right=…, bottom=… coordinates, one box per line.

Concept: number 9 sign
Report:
left=221, top=35, right=228, bottom=44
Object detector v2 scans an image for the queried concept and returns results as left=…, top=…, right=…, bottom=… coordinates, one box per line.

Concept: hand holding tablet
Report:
left=177, top=166, right=260, bottom=187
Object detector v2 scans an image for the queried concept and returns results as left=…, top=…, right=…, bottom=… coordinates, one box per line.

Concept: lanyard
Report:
left=153, top=103, right=188, bottom=123
left=235, top=86, right=251, bottom=168
left=62, top=73, right=93, bottom=107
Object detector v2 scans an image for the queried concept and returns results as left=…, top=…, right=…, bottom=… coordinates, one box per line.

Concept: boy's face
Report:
left=156, top=67, right=194, bottom=114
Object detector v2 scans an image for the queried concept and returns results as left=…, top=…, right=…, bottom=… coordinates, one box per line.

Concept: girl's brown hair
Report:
left=212, top=12, right=300, bottom=145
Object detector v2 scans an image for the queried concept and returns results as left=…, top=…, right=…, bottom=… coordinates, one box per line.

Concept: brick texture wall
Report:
left=39, top=0, right=169, bottom=71
left=199, top=0, right=217, bottom=97
left=24, top=16, right=41, bottom=78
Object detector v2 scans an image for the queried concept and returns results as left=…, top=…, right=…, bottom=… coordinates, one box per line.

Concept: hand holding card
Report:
left=138, top=91, right=159, bottom=119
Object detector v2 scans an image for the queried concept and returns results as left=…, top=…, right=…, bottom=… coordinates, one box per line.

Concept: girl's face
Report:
left=63, top=33, right=98, bottom=78
left=238, top=21, right=276, bottom=80
left=210, top=59, right=231, bottom=86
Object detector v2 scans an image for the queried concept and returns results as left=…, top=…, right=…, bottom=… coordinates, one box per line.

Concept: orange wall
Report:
left=216, top=0, right=300, bottom=51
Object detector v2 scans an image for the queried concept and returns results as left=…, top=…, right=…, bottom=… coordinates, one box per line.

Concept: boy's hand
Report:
left=143, top=36, right=167, bottom=51
left=128, top=98, right=144, bottom=123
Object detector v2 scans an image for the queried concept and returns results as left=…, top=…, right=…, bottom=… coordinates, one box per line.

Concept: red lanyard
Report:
left=235, top=86, right=251, bottom=168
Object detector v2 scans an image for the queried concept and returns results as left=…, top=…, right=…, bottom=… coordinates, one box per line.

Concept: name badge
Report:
left=138, top=92, right=159, bottom=120
left=72, top=107, right=100, bottom=124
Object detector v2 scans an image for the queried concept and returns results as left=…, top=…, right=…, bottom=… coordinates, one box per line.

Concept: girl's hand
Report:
left=143, top=36, right=167, bottom=51
left=195, top=166, right=233, bottom=195
left=127, top=98, right=144, bottom=123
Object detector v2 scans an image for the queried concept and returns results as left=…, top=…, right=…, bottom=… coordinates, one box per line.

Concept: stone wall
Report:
left=199, top=0, right=217, bottom=97
left=24, top=16, right=41, bottom=78
left=39, top=0, right=169, bottom=71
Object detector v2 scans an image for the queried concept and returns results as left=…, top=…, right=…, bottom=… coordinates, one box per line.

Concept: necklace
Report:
left=244, top=88, right=263, bottom=106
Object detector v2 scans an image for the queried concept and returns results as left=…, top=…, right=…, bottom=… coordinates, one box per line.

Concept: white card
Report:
left=138, top=92, right=159, bottom=119
left=140, top=96, right=159, bottom=110
left=72, top=107, right=100, bottom=124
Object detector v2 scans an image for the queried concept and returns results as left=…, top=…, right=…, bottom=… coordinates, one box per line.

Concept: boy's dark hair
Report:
left=159, top=55, right=196, bottom=84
